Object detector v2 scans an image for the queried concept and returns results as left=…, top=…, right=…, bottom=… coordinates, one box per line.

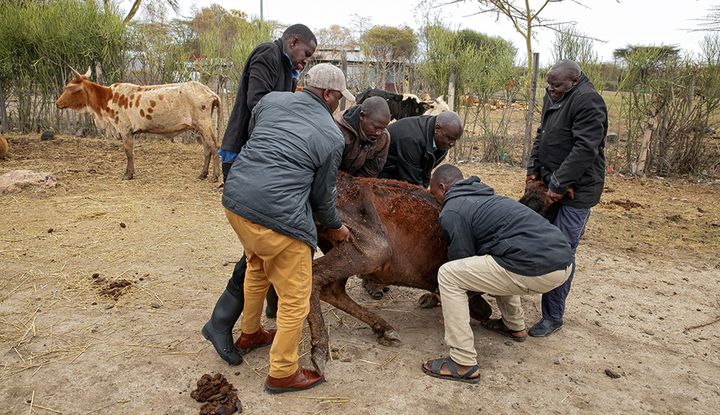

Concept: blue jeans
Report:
left=541, top=204, right=591, bottom=321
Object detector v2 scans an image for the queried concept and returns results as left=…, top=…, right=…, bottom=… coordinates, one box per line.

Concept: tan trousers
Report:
left=438, top=255, right=571, bottom=366
left=225, top=209, right=312, bottom=378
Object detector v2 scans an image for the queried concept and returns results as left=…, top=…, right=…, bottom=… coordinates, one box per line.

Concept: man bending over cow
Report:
left=334, top=96, right=393, bottom=299
left=421, top=164, right=573, bottom=383
left=203, top=25, right=317, bottom=368
left=379, top=112, right=463, bottom=188
left=220, top=63, right=351, bottom=393
left=335, top=96, right=391, bottom=178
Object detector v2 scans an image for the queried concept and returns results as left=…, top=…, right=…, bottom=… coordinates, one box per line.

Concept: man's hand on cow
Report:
left=526, top=174, right=539, bottom=183
left=327, top=224, right=350, bottom=242
left=545, top=189, right=564, bottom=207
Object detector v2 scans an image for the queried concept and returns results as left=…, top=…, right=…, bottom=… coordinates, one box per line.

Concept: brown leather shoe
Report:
left=265, top=367, right=325, bottom=394
left=234, top=327, right=276, bottom=354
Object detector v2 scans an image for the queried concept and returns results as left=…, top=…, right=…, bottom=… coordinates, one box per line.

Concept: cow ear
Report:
left=84, top=67, right=92, bottom=79
left=66, top=83, right=83, bottom=93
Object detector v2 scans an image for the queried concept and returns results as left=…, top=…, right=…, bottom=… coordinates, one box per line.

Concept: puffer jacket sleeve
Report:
left=548, top=92, right=607, bottom=194
left=310, top=142, right=344, bottom=229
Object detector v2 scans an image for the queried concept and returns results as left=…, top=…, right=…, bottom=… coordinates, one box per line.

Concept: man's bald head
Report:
left=434, top=111, right=463, bottom=151
left=359, top=96, right=391, bottom=139
left=546, top=59, right=581, bottom=102
left=361, top=96, right=391, bottom=119
left=549, top=59, right=581, bottom=80
left=429, top=164, right=464, bottom=204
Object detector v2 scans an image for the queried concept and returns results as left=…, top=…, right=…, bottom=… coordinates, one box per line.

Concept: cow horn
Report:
left=70, top=66, right=82, bottom=80
left=84, top=66, right=92, bottom=78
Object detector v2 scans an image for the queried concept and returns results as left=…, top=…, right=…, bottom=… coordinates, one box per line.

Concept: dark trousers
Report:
left=225, top=254, right=278, bottom=313
left=541, top=204, right=591, bottom=321
left=222, top=163, right=278, bottom=313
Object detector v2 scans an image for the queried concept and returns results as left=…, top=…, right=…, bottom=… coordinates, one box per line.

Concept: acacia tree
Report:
left=361, top=25, right=417, bottom=90
left=102, top=0, right=179, bottom=24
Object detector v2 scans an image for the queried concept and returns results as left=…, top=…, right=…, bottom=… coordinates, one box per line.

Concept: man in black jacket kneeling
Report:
left=421, top=164, right=573, bottom=383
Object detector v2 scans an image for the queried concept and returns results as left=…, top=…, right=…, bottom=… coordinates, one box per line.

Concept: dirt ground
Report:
left=1, top=134, right=719, bottom=415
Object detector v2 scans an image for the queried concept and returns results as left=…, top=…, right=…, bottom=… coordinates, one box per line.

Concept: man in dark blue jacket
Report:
left=422, top=164, right=572, bottom=383
left=526, top=59, right=608, bottom=337
left=379, top=111, right=463, bottom=188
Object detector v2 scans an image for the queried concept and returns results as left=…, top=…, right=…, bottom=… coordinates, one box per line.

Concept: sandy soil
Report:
left=1, top=134, right=719, bottom=415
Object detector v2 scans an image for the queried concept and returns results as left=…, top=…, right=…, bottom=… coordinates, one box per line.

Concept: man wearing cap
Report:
left=379, top=111, right=464, bottom=188
left=203, top=24, right=316, bottom=369
left=221, top=63, right=353, bottom=394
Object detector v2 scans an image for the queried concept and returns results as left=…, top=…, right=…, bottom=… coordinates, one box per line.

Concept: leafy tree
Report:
left=361, top=25, right=417, bottom=88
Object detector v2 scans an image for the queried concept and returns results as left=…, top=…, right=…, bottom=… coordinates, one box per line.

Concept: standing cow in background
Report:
left=56, top=68, right=221, bottom=181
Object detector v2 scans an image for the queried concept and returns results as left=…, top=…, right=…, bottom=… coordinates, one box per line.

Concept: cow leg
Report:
left=307, top=278, right=329, bottom=374
left=196, top=126, right=213, bottom=181
left=308, top=240, right=397, bottom=374
left=320, top=279, right=401, bottom=347
left=121, top=133, right=134, bottom=180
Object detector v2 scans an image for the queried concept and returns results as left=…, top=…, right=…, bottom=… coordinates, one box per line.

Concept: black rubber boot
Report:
left=265, top=286, right=278, bottom=318
left=202, top=289, right=244, bottom=365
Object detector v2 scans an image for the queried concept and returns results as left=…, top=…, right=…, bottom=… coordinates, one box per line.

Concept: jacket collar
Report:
left=303, top=89, right=332, bottom=114
left=340, top=105, right=375, bottom=144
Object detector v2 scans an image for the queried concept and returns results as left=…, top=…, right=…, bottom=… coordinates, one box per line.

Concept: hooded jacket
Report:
left=440, top=177, right=573, bottom=276
left=379, top=115, right=447, bottom=187
left=222, top=90, right=344, bottom=248
left=220, top=39, right=297, bottom=155
left=527, top=73, right=608, bottom=208
left=334, top=105, right=390, bottom=178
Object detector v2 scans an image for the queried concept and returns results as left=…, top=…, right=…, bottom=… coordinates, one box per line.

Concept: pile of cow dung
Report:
left=92, top=274, right=133, bottom=300
left=191, top=373, right=242, bottom=415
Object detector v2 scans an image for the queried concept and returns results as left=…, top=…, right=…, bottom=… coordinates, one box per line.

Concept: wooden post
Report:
left=447, top=69, right=456, bottom=112
left=523, top=52, right=540, bottom=167
left=341, top=51, right=348, bottom=111
left=0, top=78, right=8, bottom=133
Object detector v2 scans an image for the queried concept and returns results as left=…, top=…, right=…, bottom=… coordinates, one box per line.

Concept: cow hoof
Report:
left=209, top=175, right=219, bottom=183
left=311, top=347, right=327, bottom=375
left=197, top=173, right=209, bottom=180
left=122, top=174, right=133, bottom=180
left=418, top=292, right=440, bottom=308
left=377, top=330, right=401, bottom=347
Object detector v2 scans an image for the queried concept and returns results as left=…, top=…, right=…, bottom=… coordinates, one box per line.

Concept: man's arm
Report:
left=440, top=211, right=476, bottom=261
left=310, top=144, right=344, bottom=230
left=246, top=51, right=280, bottom=110
left=527, top=126, right=543, bottom=179
left=549, top=93, right=607, bottom=195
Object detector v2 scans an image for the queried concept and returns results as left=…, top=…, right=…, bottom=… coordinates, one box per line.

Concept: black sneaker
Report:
left=528, top=318, right=563, bottom=337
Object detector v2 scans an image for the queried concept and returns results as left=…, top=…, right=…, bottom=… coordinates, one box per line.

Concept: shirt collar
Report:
left=282, top=52, right=300, bottom=79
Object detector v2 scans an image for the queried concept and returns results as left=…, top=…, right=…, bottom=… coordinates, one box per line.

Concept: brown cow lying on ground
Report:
left=307, top=172, right=561, bottom=374
left=307, top=173, right=492, bottom=374
left=0, top=135, right=8, bottom=159
left=56, top=68, right=221, bottom=181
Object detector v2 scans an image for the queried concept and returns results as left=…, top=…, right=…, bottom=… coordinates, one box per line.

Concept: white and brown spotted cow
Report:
left=56, top=68, right=221, bottom=181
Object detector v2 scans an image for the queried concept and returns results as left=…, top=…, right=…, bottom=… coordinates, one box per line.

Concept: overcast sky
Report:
left=159, top=0, right=716, bottom=65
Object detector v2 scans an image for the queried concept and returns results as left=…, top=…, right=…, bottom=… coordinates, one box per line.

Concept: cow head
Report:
left=56, top=67, right=93, bottom=110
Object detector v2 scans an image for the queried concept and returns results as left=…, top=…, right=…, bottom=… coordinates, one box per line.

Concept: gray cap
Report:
left=304, top=63, right=355, bottom=102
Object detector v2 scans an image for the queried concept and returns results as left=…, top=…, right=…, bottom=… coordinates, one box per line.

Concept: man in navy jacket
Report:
left=422, top=164, right=572, bottom=383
